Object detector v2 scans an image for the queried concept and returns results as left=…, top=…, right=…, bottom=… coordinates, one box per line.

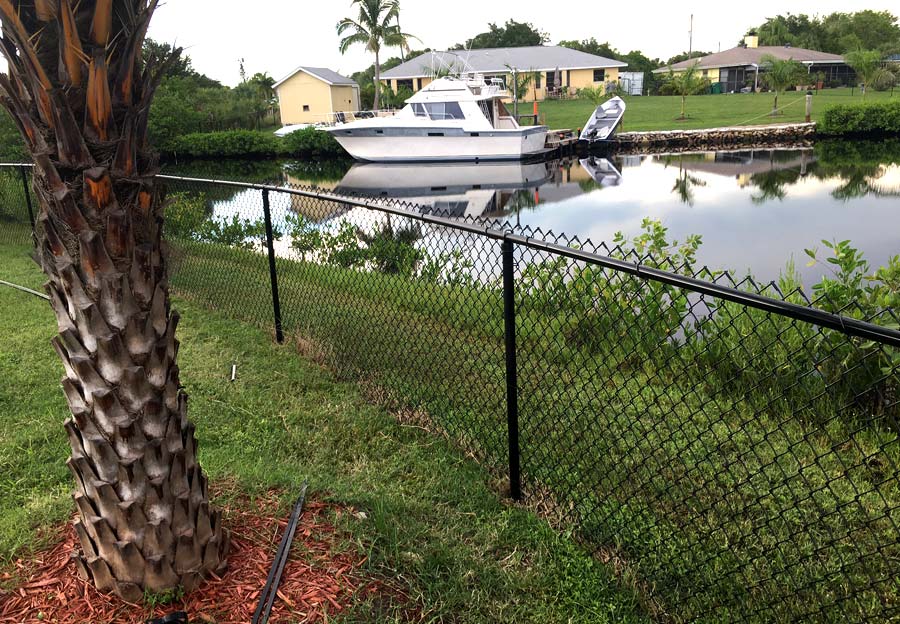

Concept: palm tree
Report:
left=337, top=0, right=414, bottom=111
left=760, top=55, right=806, bottom=116
left=668, top=62, right=704, bottom=120
left=845, top=50, right=898, bottom=99
left=249, top=72, right=278, bottom=125
left=0, top=1, right=227, bottom=601
left=669, top=157, right=707, bottom=206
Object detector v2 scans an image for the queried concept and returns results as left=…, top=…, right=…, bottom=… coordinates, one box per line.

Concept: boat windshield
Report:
left=415, top=102, right=465, bottom=121
left=425, top=102, right=465, bottom=120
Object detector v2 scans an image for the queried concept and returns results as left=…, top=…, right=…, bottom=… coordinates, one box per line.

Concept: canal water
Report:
left=164, top=140, right=899, bottom=287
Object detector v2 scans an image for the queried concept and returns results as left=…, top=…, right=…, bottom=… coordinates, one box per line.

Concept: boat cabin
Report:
left=398, top=76, right=521, bottom=131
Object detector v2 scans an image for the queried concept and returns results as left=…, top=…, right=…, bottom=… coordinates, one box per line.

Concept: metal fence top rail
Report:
left=4, top=164, right=898, bottom=349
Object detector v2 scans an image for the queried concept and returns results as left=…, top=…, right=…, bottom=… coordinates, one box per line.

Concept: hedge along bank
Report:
left=162, top=127, right=347, bottom=159
left=157, top=109, right=898, bottom=162
left=818, top=100, right=900, bottom=136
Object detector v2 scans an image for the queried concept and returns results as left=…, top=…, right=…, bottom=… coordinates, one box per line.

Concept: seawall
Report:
left=610, top=123, right=817, bottom=154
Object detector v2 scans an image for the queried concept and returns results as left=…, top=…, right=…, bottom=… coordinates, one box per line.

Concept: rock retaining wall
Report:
left=612, top=123, right=817, bottom=154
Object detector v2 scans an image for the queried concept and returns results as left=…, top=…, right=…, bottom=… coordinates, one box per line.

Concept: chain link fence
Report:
left=2, top=163, right=899, bottom=622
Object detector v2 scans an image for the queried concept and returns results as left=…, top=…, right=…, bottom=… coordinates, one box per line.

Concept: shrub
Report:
left=167, top=130, right=282, bottom=158
left=162, top=127, right=347, bottom=159
left=281, top=127, right=345, bottom=158
left=819, top=101, right=900, bottom=136
left=165, top=192, right=278, bottom=250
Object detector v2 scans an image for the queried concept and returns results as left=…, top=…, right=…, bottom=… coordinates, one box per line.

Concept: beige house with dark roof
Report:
left=655, top=36, right=850, bottom=92
left=274, top=67, right=360, bottom=125
left=381, top=46, right=628, bottom=101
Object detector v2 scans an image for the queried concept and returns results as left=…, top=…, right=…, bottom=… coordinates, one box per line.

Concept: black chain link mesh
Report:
left=1, top=166, right=898, bottom=622
left=0, top=165, right=35, bottom=248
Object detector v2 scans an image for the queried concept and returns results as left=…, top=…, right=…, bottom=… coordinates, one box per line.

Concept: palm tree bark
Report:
left=374, top=49, right=382, bottom=111
left=0, top=0, right=228, bottom=601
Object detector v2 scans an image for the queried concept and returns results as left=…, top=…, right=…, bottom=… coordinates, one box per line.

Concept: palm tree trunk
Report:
left=773, top=92, right=779, bottom=116
left=681, top=95, right=686, bottom=119
left=43, top=168, right=230, bottom=601
left=374, top=49, right=382, bottom=111
left=0, top=0, right=228, bottom=602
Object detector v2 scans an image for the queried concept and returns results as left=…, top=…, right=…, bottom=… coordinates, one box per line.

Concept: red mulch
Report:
left=0, top=490, right=395, bottom=623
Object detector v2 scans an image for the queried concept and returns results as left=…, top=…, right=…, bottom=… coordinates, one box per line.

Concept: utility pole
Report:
left=689, top=14, right=694, bottom=58
left=513, top=68, right=519, bottom=119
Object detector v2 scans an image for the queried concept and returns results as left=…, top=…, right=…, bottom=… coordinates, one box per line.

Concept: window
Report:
left=397, top=79, right=414, bottom=92
left=424, top=102, right=464, bottom=120
left=485, top=75, right=507, bottom=89
left=546, top=72, right=558, bottom=88
left=303, top=105, right=310, bottom=112
left=412, top=103, right=427, bottom=117
left=534, top=72, right=542, bottom=89
left=416, top=78, right=423, bottom=91
left=593, top=69, right=606, bottom=82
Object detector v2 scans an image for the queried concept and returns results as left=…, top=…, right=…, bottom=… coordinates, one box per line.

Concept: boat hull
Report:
left=328, top=126, right=549, bottom=162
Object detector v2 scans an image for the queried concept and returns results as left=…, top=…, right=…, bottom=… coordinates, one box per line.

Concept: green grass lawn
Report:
left=522, top=87, right=897, bottom=131
left=3, top=225, right=898, bottom=623
left=160, top=234, right=899, bottom=624
left=0, top=243, right=648, bottom=623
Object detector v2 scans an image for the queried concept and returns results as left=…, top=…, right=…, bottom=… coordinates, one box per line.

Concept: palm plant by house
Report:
left=337, top=0, right=415, bottom=111
left=760, top=55, right=806, bottom=116
left=845, top=50, right=898, bottom=98
left=668, top=62, right=704, bottom=120
left=0, top=0, right=228, bottom=601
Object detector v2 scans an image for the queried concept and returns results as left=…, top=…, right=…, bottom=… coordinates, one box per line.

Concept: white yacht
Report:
left=325, top=75, right=549, bottom=163
left=335, top=161, right=554, bottom=218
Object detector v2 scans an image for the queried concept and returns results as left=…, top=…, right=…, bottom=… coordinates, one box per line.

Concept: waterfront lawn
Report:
left=0, top=244, right=647, bottom=624
left=164, top=238, right=900, bottom=623
left=522, top=87, right=898, bottom=131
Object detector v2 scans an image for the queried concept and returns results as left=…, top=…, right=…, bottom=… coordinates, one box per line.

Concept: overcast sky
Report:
left=147, top=1, right=898, bottom=86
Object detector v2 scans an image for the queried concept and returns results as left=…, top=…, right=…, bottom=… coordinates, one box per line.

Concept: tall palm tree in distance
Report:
left=338, top=0, right=414, bottom=110
left=0, top=0, right=227, bottom=601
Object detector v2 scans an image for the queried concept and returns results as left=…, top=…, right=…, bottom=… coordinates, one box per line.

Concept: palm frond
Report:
left=336, top=17, right=367, bottom=37
left=339, top=32, right=370, bottom=55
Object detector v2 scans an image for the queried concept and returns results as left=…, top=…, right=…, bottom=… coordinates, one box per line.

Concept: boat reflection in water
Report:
left=334, top=158, right=622, bottom=221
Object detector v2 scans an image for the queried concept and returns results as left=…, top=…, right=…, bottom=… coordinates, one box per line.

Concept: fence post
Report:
left=502, top=238, right=522, bottom=501
left=261, top=189, right=285, bottom=344
left=18, top=166, right=36, bottom=247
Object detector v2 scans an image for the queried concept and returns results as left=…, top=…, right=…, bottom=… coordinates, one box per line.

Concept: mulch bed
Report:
left=1, top=490, right=395, bottom=623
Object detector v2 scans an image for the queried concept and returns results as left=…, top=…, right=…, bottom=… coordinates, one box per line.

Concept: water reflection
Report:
left=182, top=140, right=898, bottom=286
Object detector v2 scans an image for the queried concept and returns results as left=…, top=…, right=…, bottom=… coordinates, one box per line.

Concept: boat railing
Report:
left=314, top=109, right=396, bottom=127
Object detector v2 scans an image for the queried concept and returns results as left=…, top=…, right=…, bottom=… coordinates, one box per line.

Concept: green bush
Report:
left=165, top=192, right=278, bottom=250
left=162, top=127, right=346, bottom=159
left=167, top=130, right=283, bottom=158
left=819, top=101, right=900, bottom=136
left=281, top=127, right=345, bottom=158
left=0, top=109, right=26, bottom=162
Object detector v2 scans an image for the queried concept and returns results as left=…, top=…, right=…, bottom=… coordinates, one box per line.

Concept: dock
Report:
left=528, top=129, right=581, bottom=161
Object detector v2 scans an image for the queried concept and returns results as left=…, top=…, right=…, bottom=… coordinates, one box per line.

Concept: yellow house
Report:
left=380, top=46, right=627, bottom=102
left=274, top=67, right=360, bottom=125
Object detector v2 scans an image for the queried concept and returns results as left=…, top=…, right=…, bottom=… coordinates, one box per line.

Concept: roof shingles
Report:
left=381, top=46, right=626, bottom=79
left=275, top=66, right=357, bottom=89
left=656, top=46, right=845, bottom=73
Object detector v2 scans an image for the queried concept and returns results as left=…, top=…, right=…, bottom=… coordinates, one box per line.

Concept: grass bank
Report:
left=524, top=87, right=897, bottom=131
left=160, top=218, right=900, bottom=624
left=0, top=244, right=647, bottom=623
